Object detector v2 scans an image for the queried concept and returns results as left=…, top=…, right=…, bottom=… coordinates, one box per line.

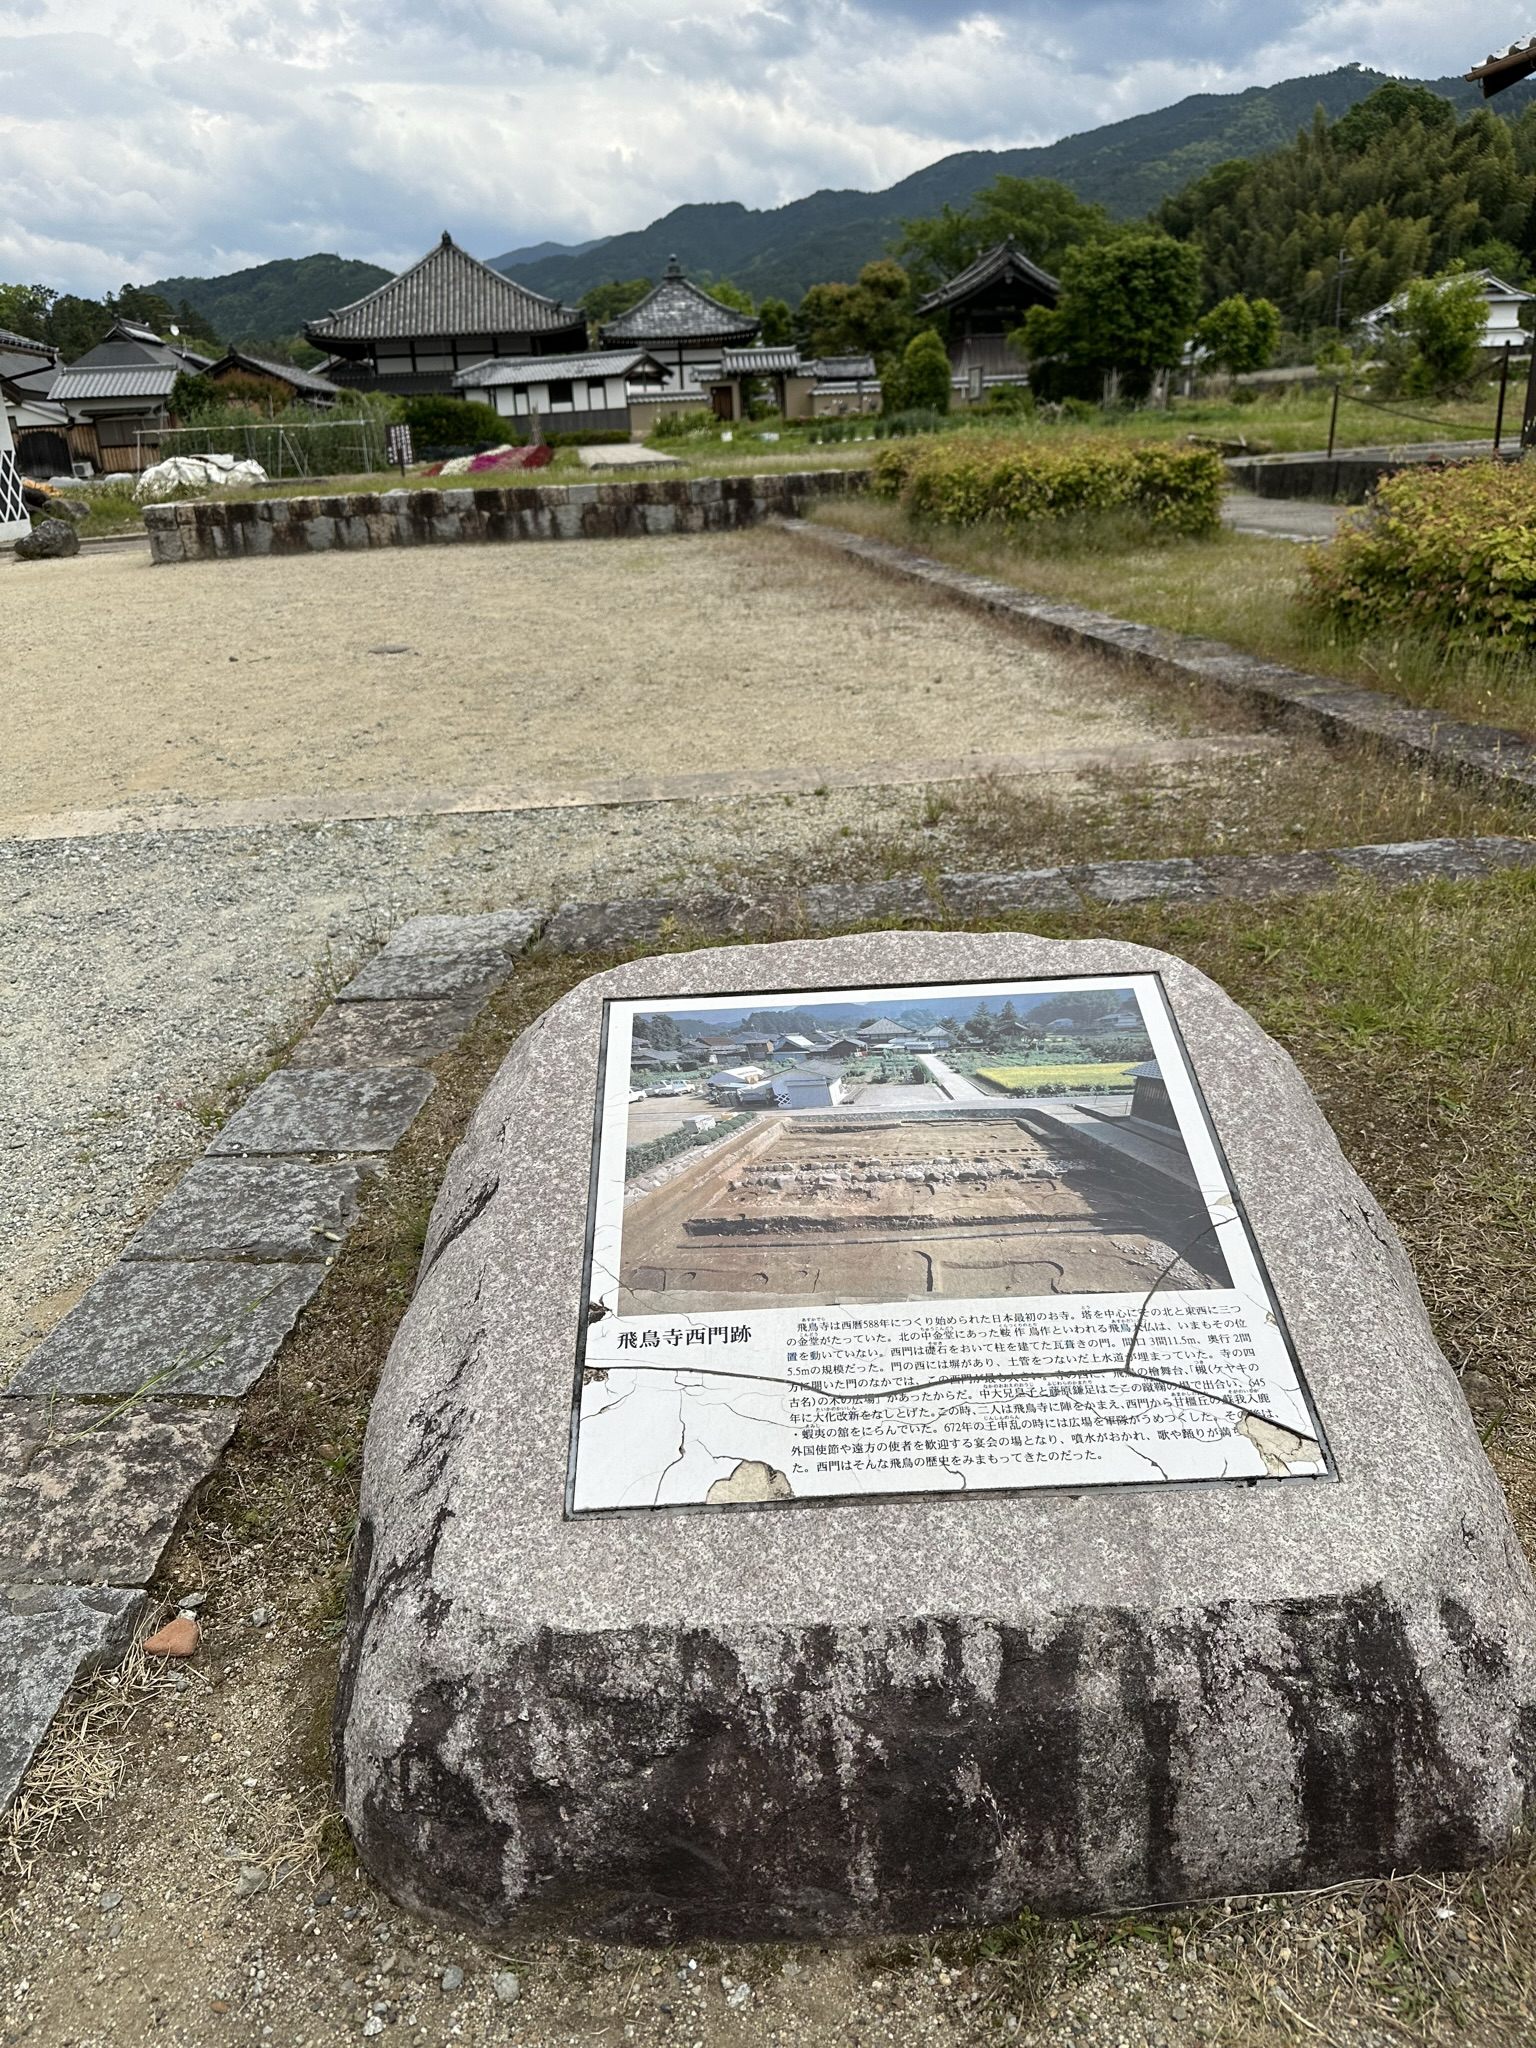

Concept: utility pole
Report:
left=1334, top=249, right=1355, bottom=332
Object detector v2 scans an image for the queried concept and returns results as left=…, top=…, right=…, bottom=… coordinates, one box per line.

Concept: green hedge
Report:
left=624, top=1112, right=753, bottom=1182
left=1302, top=459, right=1536, bottom=645
left=876, top=435, right=1224, bottom=536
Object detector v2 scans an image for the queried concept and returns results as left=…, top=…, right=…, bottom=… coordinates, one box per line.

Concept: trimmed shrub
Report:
left=400, top=394, right=505, bottom=448
left=1302, top=458, right=1536, bottom=645
left=893, top=435, right=1224, bottom=536
left=870, top=440, right=926, bottom=498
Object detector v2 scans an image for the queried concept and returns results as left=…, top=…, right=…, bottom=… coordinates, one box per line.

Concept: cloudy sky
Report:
left=0, top=0, right=1510, bottom=292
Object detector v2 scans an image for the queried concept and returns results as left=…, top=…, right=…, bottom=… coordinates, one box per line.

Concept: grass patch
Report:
left=975, top=1061, right=1138, bottom=1091
left=813, top=497, right=1536, bottom=738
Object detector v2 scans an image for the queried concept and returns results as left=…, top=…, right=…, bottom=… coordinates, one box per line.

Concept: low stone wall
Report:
left=142, top=468, right=868, bottom=563
left=1225, top=443, right=1519, bottom=504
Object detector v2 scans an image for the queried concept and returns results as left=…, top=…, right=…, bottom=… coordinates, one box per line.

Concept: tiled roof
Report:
left=600, top=258, right=760, bottom=345
left=719, top=346, right=801, bottom=374
left=50, top=365, right=181, bottom=402
left=306, top=233, right=582, bottom=342
left=811, top=354, right=877, bottom=380
left=916, top=239, right=1059, bottom=316
left=207, top=349, right=340, bottom=396
left=0, top=325, right=52, bottom=358
left=455, top=349, right=664, bottom=389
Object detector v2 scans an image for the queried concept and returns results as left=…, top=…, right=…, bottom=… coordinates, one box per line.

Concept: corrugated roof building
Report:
left=304, top=231, right=587, bottom=397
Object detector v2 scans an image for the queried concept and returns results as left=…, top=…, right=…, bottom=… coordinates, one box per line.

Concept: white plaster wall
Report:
left=0, top=402, right=31, bottom=545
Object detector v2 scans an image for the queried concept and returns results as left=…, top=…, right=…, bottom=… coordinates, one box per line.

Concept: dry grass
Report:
left=813, top=497, right=1536, bottom=739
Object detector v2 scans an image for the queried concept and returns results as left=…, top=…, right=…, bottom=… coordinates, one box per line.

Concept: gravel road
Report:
left=2, top=526, right=1177, bottom=834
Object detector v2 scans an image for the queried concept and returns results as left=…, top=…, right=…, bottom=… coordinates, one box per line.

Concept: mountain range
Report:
left=151, top=65, right=1536, bottom=345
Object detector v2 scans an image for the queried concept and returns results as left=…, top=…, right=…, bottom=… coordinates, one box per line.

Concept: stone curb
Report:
left=0, top=910, right=540, bottom=1815
left=778, top=519, right=1536, bottom=806
left=538, top=834, right=1536, bottom=953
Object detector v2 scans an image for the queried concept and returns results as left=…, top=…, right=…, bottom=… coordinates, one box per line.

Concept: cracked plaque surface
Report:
left=339, top=931, right=1536, bottom=1943
left=570, top=970, right=1327, bottom=1514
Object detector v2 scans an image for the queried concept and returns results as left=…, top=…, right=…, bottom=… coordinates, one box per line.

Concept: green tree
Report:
left=1194, top=294, right=1281, bottom=375
left=757, top=296, right=793, bottom=346
left=172, top=297, right=223, bottom=348
left=883, top=327, right=951, bottom=414
left=698, top=275, right=754, bottom=314
left=46, top=295, right=114, bottom=358
left=895, top=176, right=1116, bottom=293
left=1019, top=234, right=1202, bottom=401
left=1160, top=85, right=1536, bottom=333
left=581, top=278, right=651, bottom=337
left=109, top=284, right=174, bottom=332
left=795, top=260, right=914, bottom=361
left=0, top=283, right=54, bottom=341
left=1387, top=266, right=1490, bottom=395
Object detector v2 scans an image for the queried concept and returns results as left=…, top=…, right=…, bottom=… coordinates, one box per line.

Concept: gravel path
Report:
left=2, top=527, right=1179, bottom=833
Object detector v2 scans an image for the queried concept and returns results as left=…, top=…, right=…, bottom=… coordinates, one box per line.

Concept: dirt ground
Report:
left=1, top=528, right=1186, bottom=834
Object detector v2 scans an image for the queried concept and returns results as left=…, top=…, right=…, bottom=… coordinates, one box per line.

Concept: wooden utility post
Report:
left=1494, top=341, right=1513, bottom=450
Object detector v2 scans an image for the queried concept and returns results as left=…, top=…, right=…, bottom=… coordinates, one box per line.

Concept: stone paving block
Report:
left=335, top=955, right=510, bottom=1002
left=0, top=1400, right=239, bottom=1585
left=207, top=1068, right=434, bottom=1157
left=381, top=912, right=541, bottom=961
left=287, top=996, right=484, bottom=1071
left=7, top=1260, right=324, bottom=1401
left=122, top=1159, right=373, bottom=1262
left=0, top=1583, right=144, bottom=1812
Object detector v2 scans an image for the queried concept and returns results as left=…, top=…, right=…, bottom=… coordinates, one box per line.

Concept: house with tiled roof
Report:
left=49, top=320, right=214, bottom=473
left=204, top=348, right=341, bottom=408
left=599, top=258, right=760, bottom=413
left=455, top=348, right=667, bottom=438
left=303, top=232, right=586, bottom=397
left=916, top=238, right=1059, bottom=396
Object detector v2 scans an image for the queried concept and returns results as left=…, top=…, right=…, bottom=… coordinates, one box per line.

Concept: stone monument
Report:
left=337, top=932, right=1536, bottom=1941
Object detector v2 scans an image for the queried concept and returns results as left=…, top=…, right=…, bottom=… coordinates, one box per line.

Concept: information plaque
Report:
left=568, top=973, right=1331, bottom=1514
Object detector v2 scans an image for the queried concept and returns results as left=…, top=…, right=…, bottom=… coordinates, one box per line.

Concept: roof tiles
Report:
left=306, top=233, right=583, bottom=343
left=600, top=259, right=760, bottom=345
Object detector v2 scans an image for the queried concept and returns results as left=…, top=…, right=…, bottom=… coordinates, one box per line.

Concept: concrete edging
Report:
left=779, top=518, right=1536, bottom=805
left=142, top=469, right=869, bottom=563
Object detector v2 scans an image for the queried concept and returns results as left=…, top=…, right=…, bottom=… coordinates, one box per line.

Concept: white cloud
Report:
left=0, top=0, right=1508, bottom=293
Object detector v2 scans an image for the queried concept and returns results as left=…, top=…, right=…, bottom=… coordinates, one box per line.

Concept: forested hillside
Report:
left=145, top=254, right=392, bottom=353
left=495, top=66, right=1536, bottom=305
left=1160, top=83, right=1536, bottom=326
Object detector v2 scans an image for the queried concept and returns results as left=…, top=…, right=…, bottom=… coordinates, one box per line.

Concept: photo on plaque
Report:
left=569, top=973, right=1331, bottom=1514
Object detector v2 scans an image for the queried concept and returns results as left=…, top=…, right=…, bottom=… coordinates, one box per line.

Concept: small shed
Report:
left=773, top=1069, right=845, bottom=1110
left=1128, top=1060, right=1176, bottom=1130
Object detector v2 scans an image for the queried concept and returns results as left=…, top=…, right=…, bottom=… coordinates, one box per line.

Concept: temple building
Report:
left=304, top=232, right=587, bottom=398
left=915, top=239, right=1059, bottom=398
left=599, top=259, right=759, bottom=405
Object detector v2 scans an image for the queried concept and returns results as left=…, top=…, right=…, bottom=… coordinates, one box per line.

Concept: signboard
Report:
left=568, top=974, right=1331, bottom=1515
left=385, top=422, right=413, bottom=472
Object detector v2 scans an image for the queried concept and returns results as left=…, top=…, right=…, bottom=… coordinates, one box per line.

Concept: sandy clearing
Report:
left=0, top=527, right=1186, bottom=831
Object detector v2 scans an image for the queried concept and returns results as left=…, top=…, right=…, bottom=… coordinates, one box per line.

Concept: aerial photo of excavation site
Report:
left=614, top=982, right=1232, bottom=1314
